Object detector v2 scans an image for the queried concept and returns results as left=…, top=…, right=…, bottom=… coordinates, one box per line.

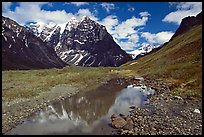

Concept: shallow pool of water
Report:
left=6, top=78, right=154, bottom=135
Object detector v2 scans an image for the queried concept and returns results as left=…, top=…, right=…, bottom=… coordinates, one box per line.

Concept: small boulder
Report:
left=174, top=96, right=183, bottom=100
left=111, top=117, right=127, bottom=129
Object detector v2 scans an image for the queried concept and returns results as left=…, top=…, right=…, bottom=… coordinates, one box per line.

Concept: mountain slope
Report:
left=2, top=16, right=66, bottom=70
left=170, top=11, right=202, bottom=41
left=121, top=24, right=202, bottom=98
left=42, top=16, right=132, bottom=67
left=129, top=11, right=202, bottom=61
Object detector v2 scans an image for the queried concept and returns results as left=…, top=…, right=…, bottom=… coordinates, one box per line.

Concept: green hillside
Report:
left=121, top=25, right=202, bottom=98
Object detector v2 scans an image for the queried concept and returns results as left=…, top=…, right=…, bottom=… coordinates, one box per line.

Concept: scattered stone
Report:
left=174, top=96, right=183, bottom=100
left=193, top=109, right=200, bottom=114
left=111, top=77, right=202, bottom=135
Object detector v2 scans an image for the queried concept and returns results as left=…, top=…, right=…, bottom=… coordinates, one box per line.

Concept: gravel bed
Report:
left=113, top=77, right=202, bottom=135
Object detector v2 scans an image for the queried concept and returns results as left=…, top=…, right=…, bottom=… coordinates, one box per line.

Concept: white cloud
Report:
left=2, top=2, right=153, bottom=51
left=128, top=33, right=139, bottom=43
left=70, top=2, right=89, bottom=6
left=141, top=31, right=174, bottom=45
left=128, top=7, right=135, bottom=12
left=2, top=2, right=12, bottom=12
left=101, top=2, right=115, bottom=13
left=100, top=12, right=150, bottom=51
left=100, top=15, right=118, bottom=34
left=139, top=11, right=150, bottom=17
left=2, top=2, right=72, bottom=25
left=117, top=41, right=138, bottom=51
left=117, top=33, right=140, bottom=51
left=75, top=9, right=98, bottom=21
left=2, top=2, right=98, bottom=32
left=114, top=14, right=149, bottom=39
left=163, top=2, right=202, bottom=24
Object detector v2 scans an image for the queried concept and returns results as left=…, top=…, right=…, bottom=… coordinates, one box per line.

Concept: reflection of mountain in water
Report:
left=6, top=78, right=156, bottom=135
left=52, top=78, right=129, bottom=125
left=29, top=79, right=155, bottom=125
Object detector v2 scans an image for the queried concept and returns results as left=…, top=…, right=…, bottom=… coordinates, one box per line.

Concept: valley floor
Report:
left=2, top=66, right=116, bottom=134
left=2, top=66, right=202, bottom=135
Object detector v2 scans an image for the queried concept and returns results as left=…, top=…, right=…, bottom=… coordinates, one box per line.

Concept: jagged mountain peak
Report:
left=2, top=16, right=66, bottom=70
left=80, top=16, right=94, bottom=23
left=53, top=16, right=132, bottom=67
left=65, top=17, right=79, bottom=31
left=81, top=16, right=89, bottom=21
left=5, top=15, right=132, bottom=67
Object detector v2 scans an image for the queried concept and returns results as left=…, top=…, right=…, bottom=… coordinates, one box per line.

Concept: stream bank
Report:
left=111, top=77, right=202, bottom=135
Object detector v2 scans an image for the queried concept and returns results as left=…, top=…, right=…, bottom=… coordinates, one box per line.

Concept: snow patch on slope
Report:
left=74, top=40, right=84, bottom=45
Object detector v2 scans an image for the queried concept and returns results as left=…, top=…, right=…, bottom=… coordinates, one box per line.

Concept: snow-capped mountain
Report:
left=27, top=16, right=132, bottom=67
left=128, top=45, right=160, bottom=59
left=2, top=16, right=66, bottom=70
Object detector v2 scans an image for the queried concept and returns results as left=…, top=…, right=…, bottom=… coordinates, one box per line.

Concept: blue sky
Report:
left=2, top=2, right=202, bottom=52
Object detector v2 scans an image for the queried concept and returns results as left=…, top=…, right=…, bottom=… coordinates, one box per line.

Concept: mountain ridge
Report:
left=2, top=16, right=66, bottom=70
left=170, top=11, right=202, bottom=41
left=39, top=16, right=133, bottom=67
left=2, top=16, right=132, bottom=69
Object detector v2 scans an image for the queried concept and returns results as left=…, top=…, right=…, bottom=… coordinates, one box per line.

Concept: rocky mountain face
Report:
left=32, top=16, right=132, bottom=67
left=170, top=11, right=202, bottom=41
left=2, top=16, right=66, bottom=70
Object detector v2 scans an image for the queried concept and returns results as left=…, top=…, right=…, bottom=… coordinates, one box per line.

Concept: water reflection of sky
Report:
left=6, top=83, right=154, bottom=135
left=108, top=87, right=147, bottom=116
